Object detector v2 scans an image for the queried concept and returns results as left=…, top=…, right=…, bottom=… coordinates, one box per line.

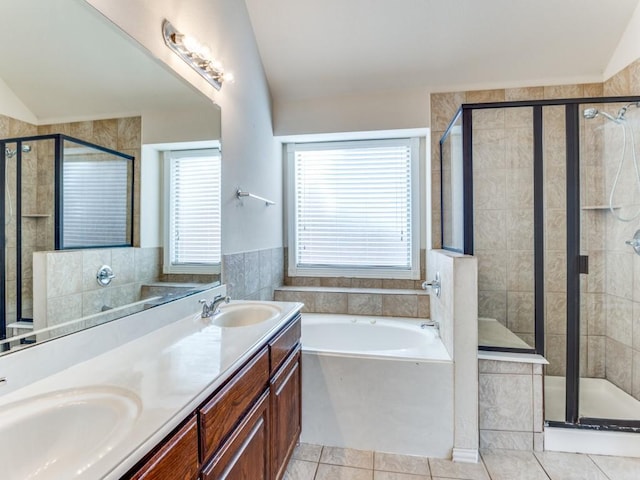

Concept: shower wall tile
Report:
left=545, top=252, right=566, bottom=293
left=543, top=84, right=584, bottom=99
left=587, top=336, right=606, bottom=378
left=545, top=334, right=566, bottom=377
left=606, top=252, right=634, bottom=301
left=586, top=251, right=606, bottom=294
left=583, top=83, right=604, bottom=97
left=474, top=168, right=507, bottom=210
left=472, top=129, right=506, bottom=169
left=505, top=170, right=534, bottom=209
left=606, top=295, right=633, bottom=347
left=467, top=89, right=505, bottom=103
left=545, top=293, right=566, bottom=335
left=476, top=251, right=508, bottom=291
left=111, top=248, right=135, bottom=286
left=506, top=210, right=534, bottom=251
left=606, top=338, right=632, bottom=393
left=478, top=290, right=507, bottom=325
left=506, top=252, right=534, bottom=292
left=633, top=350, right=640, bottom=401
left=472, top=108, right=504, bottom=130
left=634, top=303, right=640, bottom=351
left=505, top=87, right=544, bottom=101
left=478, top=373, right=533, bottom=432
left=474, top=210, right=507, bottom=250
left=507, top=292, right=535, bottom=334
left=46, top=250, right=83, bottom=298
left=504, top=109, right=534, bottom=130
left=431, top=92, right=466, bottom=131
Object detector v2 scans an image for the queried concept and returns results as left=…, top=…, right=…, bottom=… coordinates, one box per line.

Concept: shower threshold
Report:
left=544, top=375, right=640, bottom=457
left=545, top=376, right=640, bottom=422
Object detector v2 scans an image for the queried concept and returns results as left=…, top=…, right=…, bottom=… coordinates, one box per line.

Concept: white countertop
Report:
left=0, top=292, right=302, bottom=480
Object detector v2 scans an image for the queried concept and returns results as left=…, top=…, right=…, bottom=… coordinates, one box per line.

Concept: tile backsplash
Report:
left=222, top=247, right=284, bottom=301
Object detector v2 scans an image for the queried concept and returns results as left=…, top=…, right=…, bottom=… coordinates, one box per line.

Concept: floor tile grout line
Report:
left=530, top=451, right=553, bottom=480
left=585, top=454, right=613, bottom=480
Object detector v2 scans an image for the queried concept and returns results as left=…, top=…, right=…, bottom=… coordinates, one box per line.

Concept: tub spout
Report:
left=420, top=320, right=440, bottom=336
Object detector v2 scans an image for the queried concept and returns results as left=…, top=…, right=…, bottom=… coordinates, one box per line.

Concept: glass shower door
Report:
left=578, top=100, right=640, bottom=426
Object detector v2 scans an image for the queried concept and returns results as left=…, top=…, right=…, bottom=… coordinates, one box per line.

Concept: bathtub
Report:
left=300, top=313, right=454, bottom=458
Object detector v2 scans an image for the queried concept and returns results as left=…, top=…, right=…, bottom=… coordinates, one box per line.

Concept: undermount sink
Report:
left=0, top=386, right=141, bottom=479
left=213, top=302, right=281, bottom=327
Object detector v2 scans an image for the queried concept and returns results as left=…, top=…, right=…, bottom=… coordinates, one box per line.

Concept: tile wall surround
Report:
left=431, top=59, right=640, bottom=396
left=1, top=114, right=143, bottom=327
left=275, top=248, right=429, bottom=317
left=222, top=247, right=284, bottom=301
left=32, top=247, right=162, bottom=332
left=478, top=359, right=544, bottom=452
left=601, top=58, right=640, bottom=401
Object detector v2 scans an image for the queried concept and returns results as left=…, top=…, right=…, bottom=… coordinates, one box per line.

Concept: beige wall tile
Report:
left=431, top=92, right=466, bottom=131
left=315, top=292, right=348, bottom=314
left=467, top=89, right=505, bottom=103
left=479, top=374, right=533, bottom=431
left=505, top=87, right=544, bottom=101
left=543, top=84, right=584, bottom=99
left=606, top=337, right=632, bottom=393
left=382, top=294, right=418, bottom=318
left=348, top=294, right=382, bottom=315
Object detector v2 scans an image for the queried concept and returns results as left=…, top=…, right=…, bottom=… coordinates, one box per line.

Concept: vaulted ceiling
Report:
left=245, top=0, right=640, bottom=102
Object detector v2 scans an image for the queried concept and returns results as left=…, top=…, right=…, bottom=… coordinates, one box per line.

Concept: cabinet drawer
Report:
left=269, top=316, right=300, bottom=374
left=199, top=347, right=269, bottom=463
left=201, top=390, right=270, bottom=480
left=129, top=415, right=199, bottom=480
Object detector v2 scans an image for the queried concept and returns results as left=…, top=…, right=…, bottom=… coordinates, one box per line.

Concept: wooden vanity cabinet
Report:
left=201, top=390, right=271, bottom=480
left=128, top=415, right=199, bottom=480
left=122, top=313, right=301, bottom=480
left=270, top=347, right=301, bottom=480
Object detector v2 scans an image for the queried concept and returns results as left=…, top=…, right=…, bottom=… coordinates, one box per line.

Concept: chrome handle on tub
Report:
left=421, top=272, right=441, bottom=298
left=96, top=265, right=116, bottom=286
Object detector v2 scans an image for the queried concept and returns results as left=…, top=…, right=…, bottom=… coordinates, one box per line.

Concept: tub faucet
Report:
left=420, top=320, right=440, bottom=336
left=199, top=295, right=230, bottom=318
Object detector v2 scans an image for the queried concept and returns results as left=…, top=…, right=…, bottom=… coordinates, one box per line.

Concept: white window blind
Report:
left=290, top=138, right=418, bottom=277
left=62, top=155, right=131, bottom=248
left=165, top=149, right=221, bottom=273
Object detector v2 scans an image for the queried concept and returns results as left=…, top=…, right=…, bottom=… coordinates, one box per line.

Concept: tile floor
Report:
left=284, top=444, right=640, bottom=480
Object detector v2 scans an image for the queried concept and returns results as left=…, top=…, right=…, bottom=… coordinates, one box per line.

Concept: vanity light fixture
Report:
left=162, top=19, right=233, bottom=90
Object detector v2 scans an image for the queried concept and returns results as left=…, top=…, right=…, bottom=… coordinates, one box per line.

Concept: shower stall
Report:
left=440, top=95, right=640, bottom=432
left=0, top=134, right=133, bottom=345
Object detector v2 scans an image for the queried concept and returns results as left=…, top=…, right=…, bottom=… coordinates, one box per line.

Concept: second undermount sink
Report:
left=0, top=386, right=141, bottom=479
left=213, top=302, right=281, bottom=327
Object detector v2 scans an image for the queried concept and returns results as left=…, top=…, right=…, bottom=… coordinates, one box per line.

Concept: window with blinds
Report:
left=62, top=151, right=132, bottom=248
left=164, top=148, right=221, bottom=273
left=288, top=138, right=419, bottom=279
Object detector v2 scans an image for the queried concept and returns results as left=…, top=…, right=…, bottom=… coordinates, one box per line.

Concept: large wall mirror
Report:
left=0, top=0, right=222, bottom=355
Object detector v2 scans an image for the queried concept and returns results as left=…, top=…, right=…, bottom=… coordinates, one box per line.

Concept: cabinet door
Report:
left=270, top=347, right=302, bottom=480
left=201, top=390, right=270, bottom=480
left=128, top=415, right=199, bottom=480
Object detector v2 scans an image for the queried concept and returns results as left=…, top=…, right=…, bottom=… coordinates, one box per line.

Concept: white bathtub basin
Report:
left=213, top=302, right=281, bottom=327
left=0, top=386, right=141, bottom=479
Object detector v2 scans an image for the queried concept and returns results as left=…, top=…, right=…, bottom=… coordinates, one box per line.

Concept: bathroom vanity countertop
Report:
left=0, top=298, right=303, bottom=480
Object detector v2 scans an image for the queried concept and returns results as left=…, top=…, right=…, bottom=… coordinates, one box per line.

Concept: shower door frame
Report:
left=443, top=95, right=640, bottom=432
left=0, top=134, right=135, bottom=343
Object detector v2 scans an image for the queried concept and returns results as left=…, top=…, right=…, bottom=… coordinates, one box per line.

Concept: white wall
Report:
left=605, top=0, right=640, bottom=79
left=0, top=77, right=37, bottom=124
left=274, top=87, right=430, bottom=135
left=85, top=0, right=282, bottom=255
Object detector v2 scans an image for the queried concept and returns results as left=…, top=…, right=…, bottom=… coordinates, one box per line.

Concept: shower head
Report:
left=583, top=107, right=619, bottom=123
left=4, top=145, right=32, bottom=158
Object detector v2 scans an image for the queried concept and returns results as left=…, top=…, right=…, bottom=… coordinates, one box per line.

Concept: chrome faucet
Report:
left=199, top=295, right=230, bottom=318
left=420, top=320, right=440, bottom=336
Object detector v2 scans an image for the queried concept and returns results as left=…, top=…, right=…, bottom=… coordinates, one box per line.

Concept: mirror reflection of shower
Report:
left=583, top=101, right=640, bottom=221
left=4, top=144, right=31, bottom=225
